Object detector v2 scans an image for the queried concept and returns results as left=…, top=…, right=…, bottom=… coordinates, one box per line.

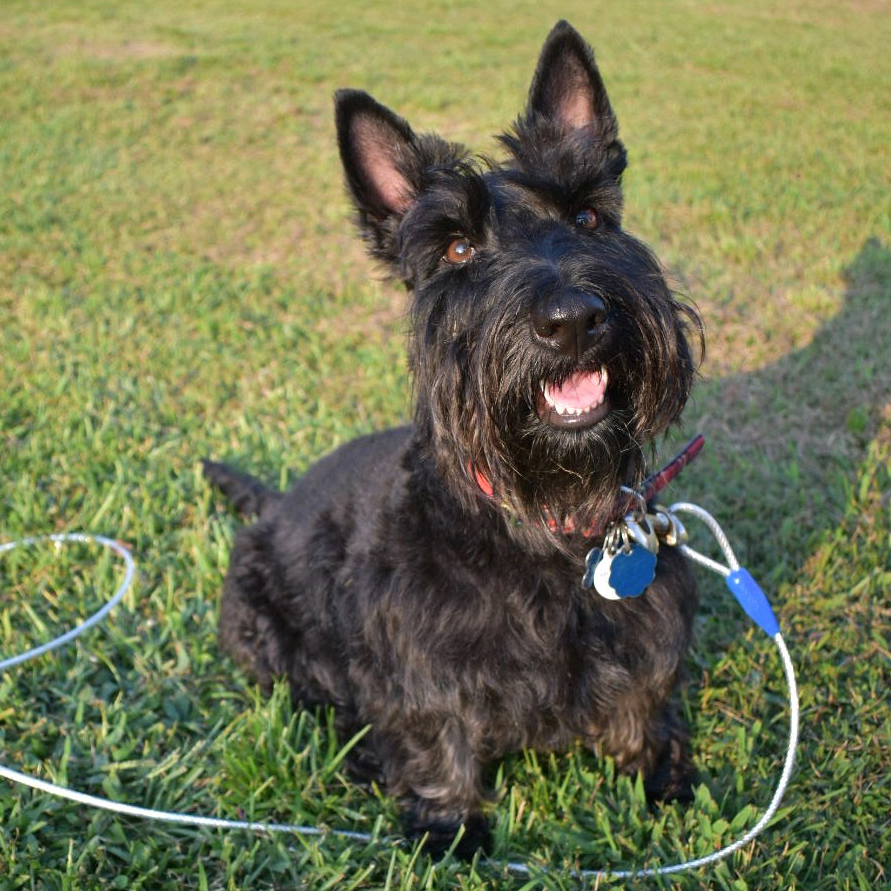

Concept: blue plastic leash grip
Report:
left=725, top=567, right=780, bottom=637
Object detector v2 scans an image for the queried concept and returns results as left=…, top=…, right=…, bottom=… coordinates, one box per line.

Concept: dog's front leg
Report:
left=375, top=715, right=490, bottom=859
left=596, top=696, right=695, bottom=803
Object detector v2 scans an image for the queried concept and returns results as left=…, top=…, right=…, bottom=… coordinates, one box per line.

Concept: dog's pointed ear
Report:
left=336, top=89, right=418, bottom=221
left=526, top=20, right=618, bottom=141
left=335, top=89, right=465, bottom=270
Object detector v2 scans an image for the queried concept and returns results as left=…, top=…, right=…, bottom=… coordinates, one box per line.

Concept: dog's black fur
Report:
left=204, top=20, right=702, bottom=858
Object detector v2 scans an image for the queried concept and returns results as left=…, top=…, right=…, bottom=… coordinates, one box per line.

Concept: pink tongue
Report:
left=549, top=371, right=606, bottom=409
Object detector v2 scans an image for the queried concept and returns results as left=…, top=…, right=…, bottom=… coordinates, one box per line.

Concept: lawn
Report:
left=1, top=0, right=888, bottom=889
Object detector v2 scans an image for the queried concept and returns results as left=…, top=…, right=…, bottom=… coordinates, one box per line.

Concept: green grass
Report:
left=1, top=0, right=889, bottom=888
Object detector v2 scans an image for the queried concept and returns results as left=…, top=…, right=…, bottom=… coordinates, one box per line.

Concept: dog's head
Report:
left=335, top=21, right=702, bottom=542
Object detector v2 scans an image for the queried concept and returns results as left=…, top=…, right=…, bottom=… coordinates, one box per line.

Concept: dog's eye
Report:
left=574, top=208, right=598, bottom=230
left=443, top=238, right=476, bottom=265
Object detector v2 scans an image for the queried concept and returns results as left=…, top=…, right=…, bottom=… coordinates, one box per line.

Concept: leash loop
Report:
left=0, top=533, right=135, bottom=672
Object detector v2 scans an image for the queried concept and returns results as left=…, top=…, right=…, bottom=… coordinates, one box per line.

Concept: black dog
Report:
left=205, top=20, right=702, bottom=858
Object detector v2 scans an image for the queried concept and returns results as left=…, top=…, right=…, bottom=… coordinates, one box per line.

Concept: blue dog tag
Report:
left=608, top=544, right=657, bottom=598
left=591, top=543, right=656, bottom=599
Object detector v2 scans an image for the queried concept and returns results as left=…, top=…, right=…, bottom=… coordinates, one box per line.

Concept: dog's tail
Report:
left=202, top=459, right=280, bottom=516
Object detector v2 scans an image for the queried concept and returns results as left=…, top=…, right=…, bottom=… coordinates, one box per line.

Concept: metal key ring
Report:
left=623, top=514, right=659, bottom=553
left=620, top=485, right=649, bottom=520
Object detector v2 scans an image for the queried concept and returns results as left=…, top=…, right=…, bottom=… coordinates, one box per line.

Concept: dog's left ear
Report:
left=526, top=20, right=619, bottom=143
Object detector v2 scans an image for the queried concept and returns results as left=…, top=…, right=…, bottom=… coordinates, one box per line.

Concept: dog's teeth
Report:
left=541, top=373, right=609, bottom=420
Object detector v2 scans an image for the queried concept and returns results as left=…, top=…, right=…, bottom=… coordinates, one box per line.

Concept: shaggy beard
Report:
left=413, top=263, right=699, bottom=553
left=417, top=373, right=645, bottom=555
left=417, top=332, right=696, bottom=554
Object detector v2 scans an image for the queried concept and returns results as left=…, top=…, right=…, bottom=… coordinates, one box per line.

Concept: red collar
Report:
left=471, top=434, right=705, bottom=539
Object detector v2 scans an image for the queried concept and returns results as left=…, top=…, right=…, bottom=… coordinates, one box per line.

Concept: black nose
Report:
left=531, top=289, right=608, bottom=359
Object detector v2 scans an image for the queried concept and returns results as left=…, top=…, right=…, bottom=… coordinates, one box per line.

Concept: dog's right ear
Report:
left=335, top=89, right=418, bottom=221
left=335, top=89, right=468, bottom=269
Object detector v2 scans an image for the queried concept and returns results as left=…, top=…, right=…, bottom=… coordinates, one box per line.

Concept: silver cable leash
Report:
left=0, top=533, right=374, bottom=844
left=1, top=514, right=798, bottom=880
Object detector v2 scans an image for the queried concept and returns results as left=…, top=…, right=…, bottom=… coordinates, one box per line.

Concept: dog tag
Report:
left=581, top=547, right=602, bottom=590
left=602, top=543, right=657, bottom=599
left=609, top=544, right=656, bottom=598
left=592, top=548, right=622, bottom=599
left=583, top=512, right=658, bottom=599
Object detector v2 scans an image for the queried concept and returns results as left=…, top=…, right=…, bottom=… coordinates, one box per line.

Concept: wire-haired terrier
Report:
left=205, top=20, right=703, bottom=858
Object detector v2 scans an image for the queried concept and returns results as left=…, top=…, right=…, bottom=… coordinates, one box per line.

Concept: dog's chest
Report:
left=400, top=534, right=688, bottom=736
left=413, top=559, right=625, bottom=720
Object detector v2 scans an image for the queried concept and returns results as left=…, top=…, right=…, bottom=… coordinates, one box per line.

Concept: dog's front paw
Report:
left=406, top=812, right=491, bottom=861
left=643, top=732, right=696, bottom=804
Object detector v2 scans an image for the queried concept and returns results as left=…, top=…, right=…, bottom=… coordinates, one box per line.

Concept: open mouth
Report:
left=537, top=369, right=610, bottom=429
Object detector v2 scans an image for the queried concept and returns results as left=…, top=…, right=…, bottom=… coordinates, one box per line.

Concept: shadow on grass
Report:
left=679, top=237, right=890, bottom=588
